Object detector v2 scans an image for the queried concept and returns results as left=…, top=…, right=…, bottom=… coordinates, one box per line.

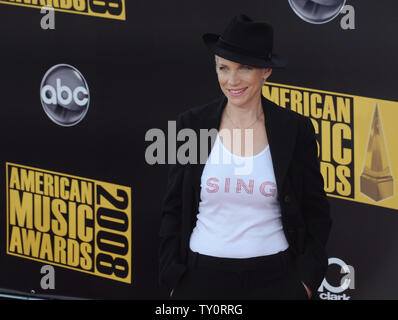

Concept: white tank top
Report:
left=189, top=133, right=289, bottom=258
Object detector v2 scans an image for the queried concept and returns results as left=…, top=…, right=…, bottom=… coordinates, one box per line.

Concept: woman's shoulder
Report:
left=263, top=96, right=309, bottom=125
left=176, top=95, right=225, bottom=126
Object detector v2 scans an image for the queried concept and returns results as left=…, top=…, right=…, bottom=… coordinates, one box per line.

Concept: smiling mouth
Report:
left=228, top=87, right=248, bottom=96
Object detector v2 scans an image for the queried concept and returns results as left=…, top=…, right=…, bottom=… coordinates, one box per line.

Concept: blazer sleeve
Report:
left=296, top=117, right=333, bottom=294
left=158, top=112, right=187, bottom=292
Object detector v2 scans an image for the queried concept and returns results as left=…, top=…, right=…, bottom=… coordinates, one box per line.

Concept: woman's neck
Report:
left=225, top=96, right=264, bottom=128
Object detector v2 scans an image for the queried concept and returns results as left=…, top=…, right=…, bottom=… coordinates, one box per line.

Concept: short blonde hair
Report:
left=214, top=55, right=267, bottom=70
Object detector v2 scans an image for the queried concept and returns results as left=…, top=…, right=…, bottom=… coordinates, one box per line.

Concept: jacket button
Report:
left=284, top=195, right=291, bottom=203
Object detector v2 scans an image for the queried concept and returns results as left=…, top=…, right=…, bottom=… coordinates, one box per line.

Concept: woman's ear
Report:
left=265, top=67, right=273, bottom=77
left=263, top=68, right=273, bottom=83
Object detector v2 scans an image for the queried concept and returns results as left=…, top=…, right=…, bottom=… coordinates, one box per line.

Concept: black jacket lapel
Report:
left=262, top=95, right=298, bottom=193
left=190, top=96, right=226, bottom=188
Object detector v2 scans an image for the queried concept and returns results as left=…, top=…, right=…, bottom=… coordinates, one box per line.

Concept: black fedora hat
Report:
left=203, top=14, right=286, bottom=68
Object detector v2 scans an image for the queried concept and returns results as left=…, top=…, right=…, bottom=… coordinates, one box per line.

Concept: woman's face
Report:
left=215, top=55, right=272, bottom=107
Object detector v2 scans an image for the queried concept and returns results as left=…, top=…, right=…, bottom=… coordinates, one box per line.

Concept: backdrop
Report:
left=0, top=0, right=397, bottom=300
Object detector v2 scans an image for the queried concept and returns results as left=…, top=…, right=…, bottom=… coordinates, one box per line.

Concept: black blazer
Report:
left=159, top=94, right=332, bottom=294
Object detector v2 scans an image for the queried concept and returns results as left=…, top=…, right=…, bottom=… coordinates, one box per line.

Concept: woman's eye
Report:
left=218, top=66, right=227, bottom=71
left=241, top=65, right=252, bottom=70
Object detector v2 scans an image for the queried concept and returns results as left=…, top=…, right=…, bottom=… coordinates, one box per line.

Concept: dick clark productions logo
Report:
left=40, top=64, right=90, bottom=127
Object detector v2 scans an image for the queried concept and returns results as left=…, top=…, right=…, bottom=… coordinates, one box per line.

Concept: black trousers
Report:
left=171, top=248, right=310, bottom=300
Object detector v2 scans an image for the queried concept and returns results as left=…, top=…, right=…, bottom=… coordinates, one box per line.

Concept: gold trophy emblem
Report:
left=360, top=104, right=394, bottom=201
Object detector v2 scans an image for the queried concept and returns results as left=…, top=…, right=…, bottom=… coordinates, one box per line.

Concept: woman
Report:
left=159, top=14, right=332, bottom=300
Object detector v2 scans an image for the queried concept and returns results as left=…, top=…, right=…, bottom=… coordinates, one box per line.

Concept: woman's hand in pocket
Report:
left=301, top=282, right=312, bottom=299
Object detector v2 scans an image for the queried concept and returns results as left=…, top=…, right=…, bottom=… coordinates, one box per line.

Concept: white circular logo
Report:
left=319, top=257, right=353, bottom=294
left=40, top=64, right=90, bottom=126
left=288, top=0, right=347, bottom=24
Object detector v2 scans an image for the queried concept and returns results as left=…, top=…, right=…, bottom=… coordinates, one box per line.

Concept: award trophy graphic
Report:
left=360, top=104, right=394, bottom=202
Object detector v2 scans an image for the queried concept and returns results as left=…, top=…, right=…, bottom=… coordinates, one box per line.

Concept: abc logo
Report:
left=288, top=0, right=346, bottom=24
left=40, top=64, right=90, bottom=126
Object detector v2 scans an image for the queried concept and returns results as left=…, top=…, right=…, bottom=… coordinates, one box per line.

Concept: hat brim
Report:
left=203, top=33, right=287, bottom=69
